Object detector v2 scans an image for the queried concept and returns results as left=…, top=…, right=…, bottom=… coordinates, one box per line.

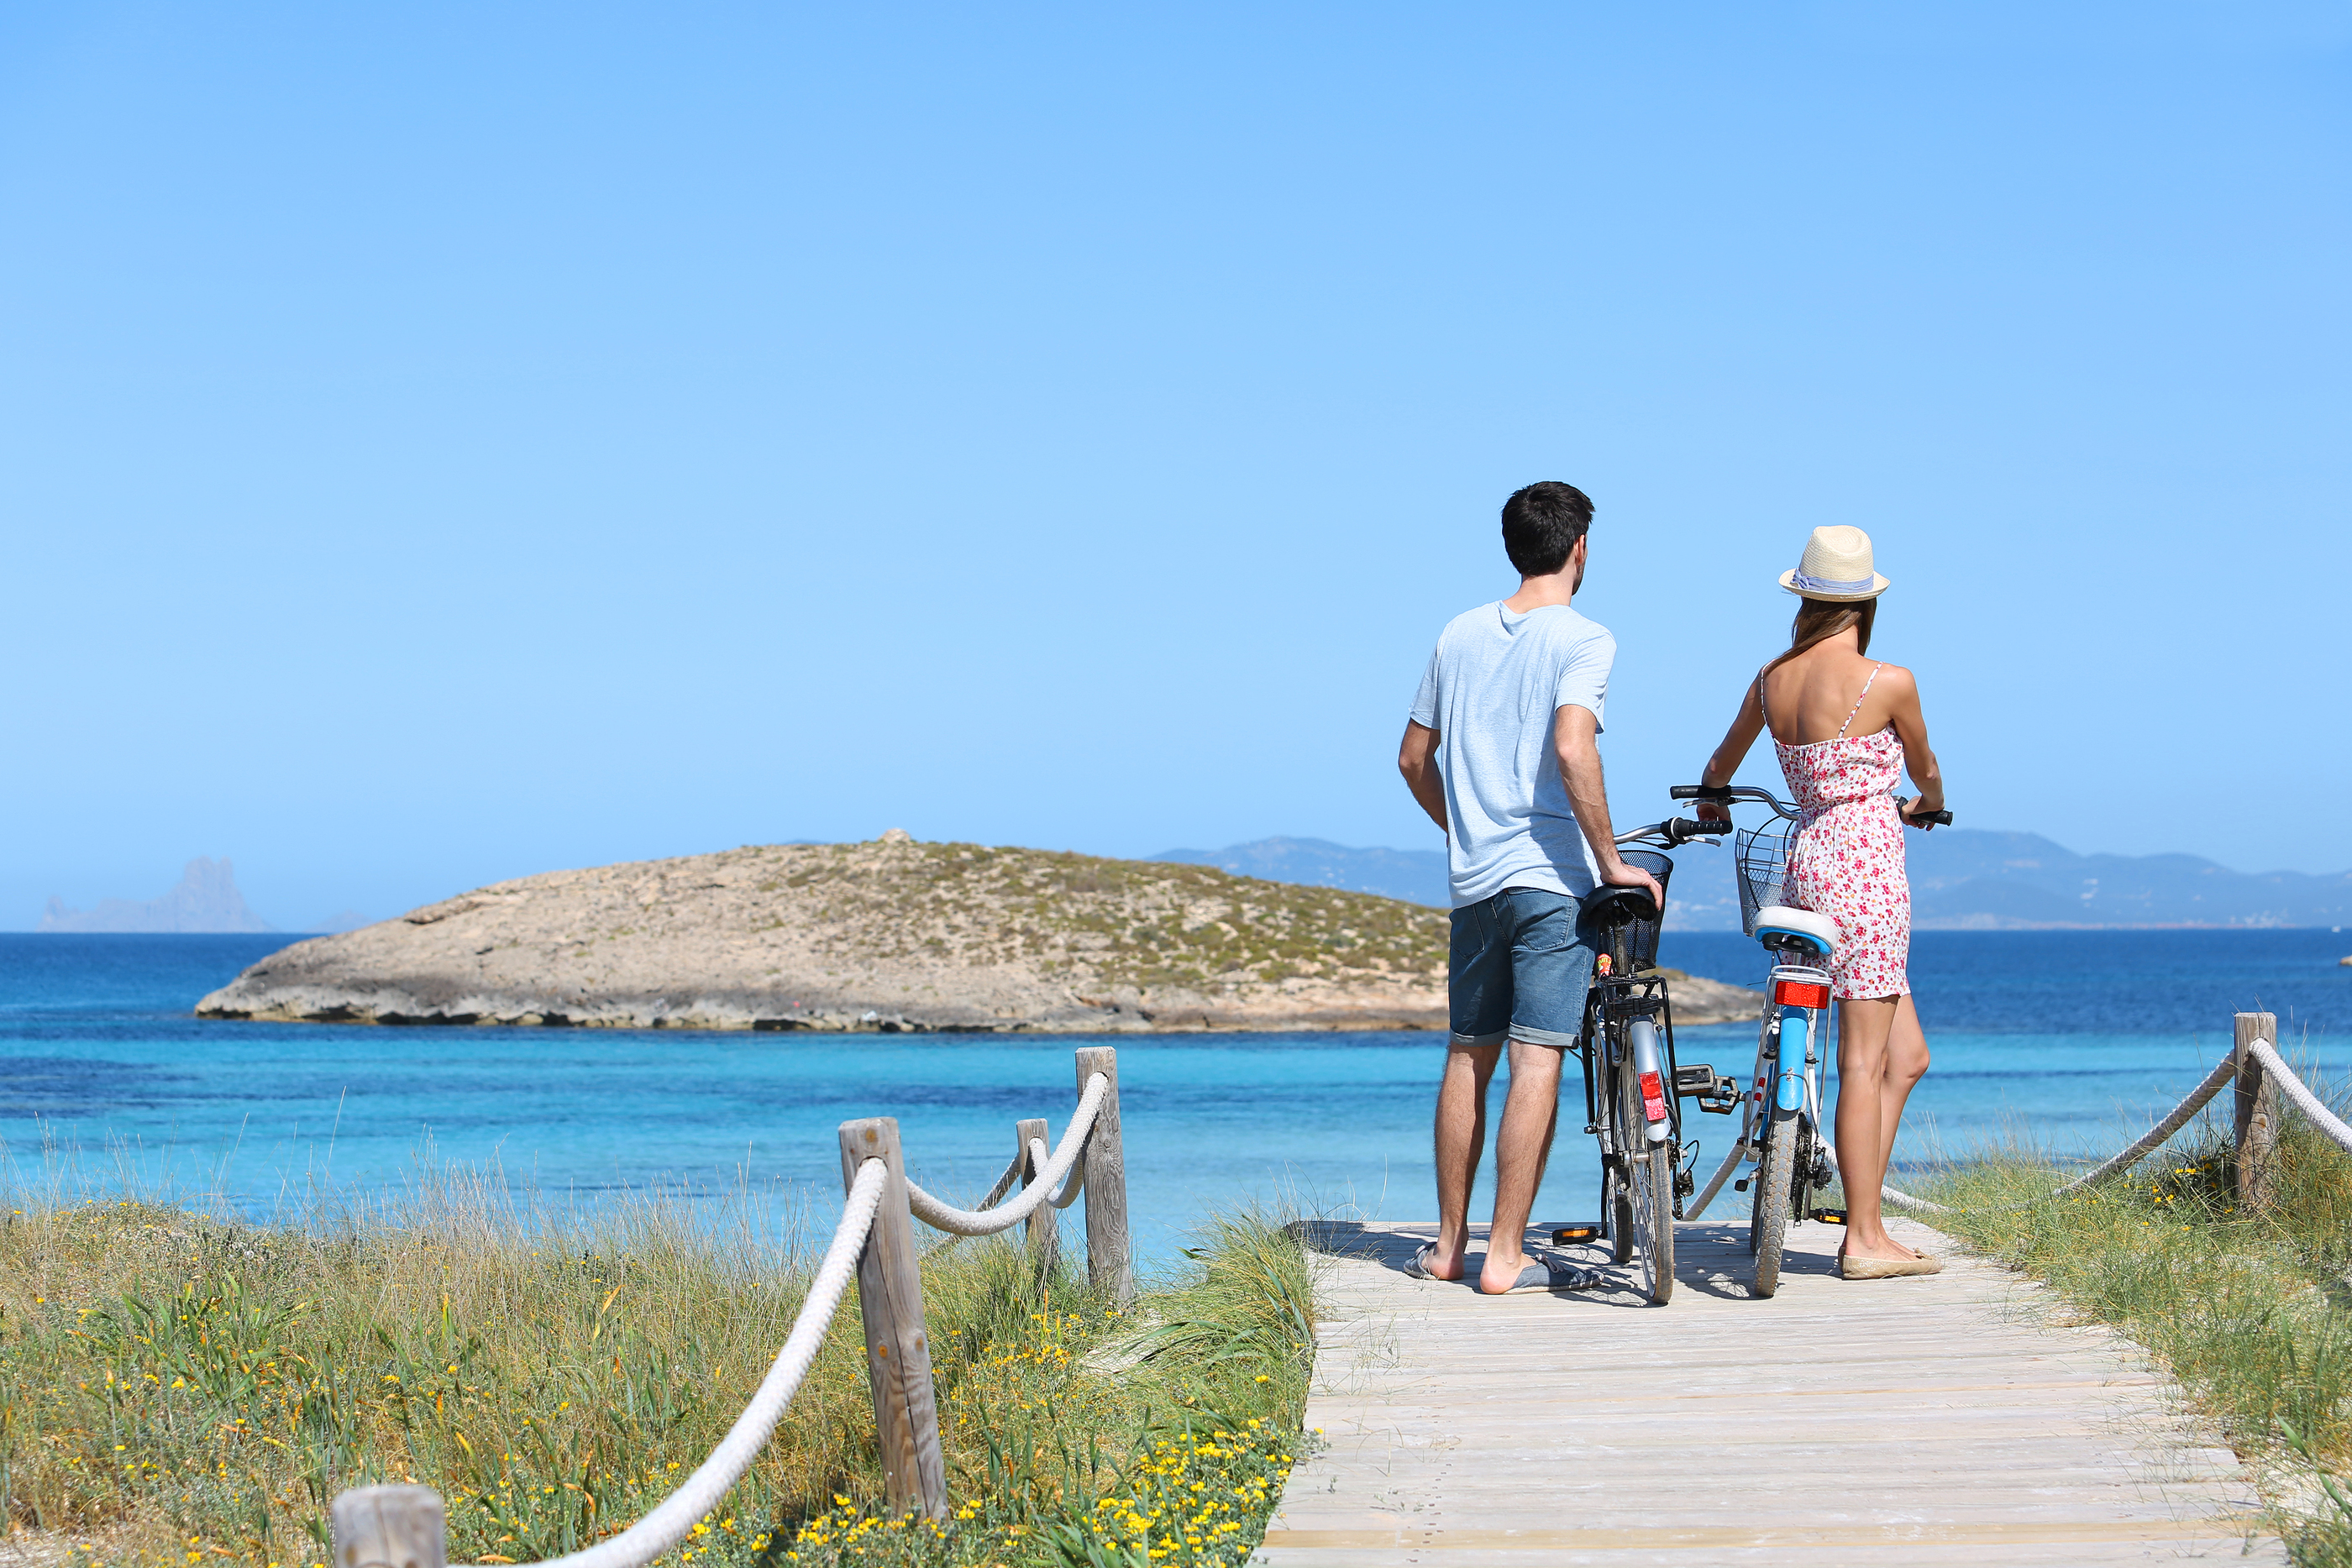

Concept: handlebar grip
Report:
left=1904, top=808, right=1953, bottom=826
left=1667, top=818, right=1726, bottom=845
left=1672, top=784, right=1735, bottom=800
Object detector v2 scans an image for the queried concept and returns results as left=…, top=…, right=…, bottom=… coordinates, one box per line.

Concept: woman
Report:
left=1694, top=524, right=1945, bottom=1281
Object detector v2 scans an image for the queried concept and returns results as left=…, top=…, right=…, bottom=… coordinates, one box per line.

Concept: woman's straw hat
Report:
left=1778, top=525, right=1890, bottom=601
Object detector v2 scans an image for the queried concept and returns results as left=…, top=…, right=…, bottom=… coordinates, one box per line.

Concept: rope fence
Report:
left=1689, top=1010, right=2343, bottom=1223
left=328, top=1045, right=1132, bottom=1568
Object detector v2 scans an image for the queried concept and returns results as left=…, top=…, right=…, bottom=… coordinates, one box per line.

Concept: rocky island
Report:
left=197, top=832, right=1763, bottom=1032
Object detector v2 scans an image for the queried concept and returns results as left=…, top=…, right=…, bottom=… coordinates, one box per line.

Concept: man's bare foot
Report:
left=1476, top=1250, right=1530, bottom=1293
left=1407, top=1241, right=1467, bottom=1281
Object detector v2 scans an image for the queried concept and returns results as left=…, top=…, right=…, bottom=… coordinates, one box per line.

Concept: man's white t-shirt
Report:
left=1410, top=601, right=1615, bottom=909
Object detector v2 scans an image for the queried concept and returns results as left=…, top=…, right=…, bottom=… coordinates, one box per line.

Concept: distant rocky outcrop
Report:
left=41, top=857, right=274, bottom=934
left=197, top=833, right=1763, bottom=1032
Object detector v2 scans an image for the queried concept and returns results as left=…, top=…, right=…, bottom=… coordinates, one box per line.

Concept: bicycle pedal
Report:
left=1733, top=1178, right=1751, bottom=1193
left=1809, top=1208, right=1848, bottom=1225
left=1550, top=1224, right=1602, bottom=1245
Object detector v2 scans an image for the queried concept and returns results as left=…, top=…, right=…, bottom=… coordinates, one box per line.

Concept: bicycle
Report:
left=1671, top=784, right=1950, bottom=1298
left=1554, top=815, right=1744, bottom=1305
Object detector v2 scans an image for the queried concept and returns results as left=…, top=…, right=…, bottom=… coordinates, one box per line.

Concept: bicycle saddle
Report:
left=1751, top=904, right=1839, bottom=956
left=1585, top=884, right=1660, bottom=928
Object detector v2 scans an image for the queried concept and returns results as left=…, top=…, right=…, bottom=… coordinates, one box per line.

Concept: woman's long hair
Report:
left=1765, top=596, right=1875, bottom=674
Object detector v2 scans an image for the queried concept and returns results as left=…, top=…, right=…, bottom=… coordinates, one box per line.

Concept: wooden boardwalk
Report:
left=1258, top=1217, right=2281, bottom=1567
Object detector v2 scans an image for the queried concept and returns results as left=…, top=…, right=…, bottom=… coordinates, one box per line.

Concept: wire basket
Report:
left=1614, top=847, right=1673, bottom=971
left=1734, top=819, right=1796, bottom=937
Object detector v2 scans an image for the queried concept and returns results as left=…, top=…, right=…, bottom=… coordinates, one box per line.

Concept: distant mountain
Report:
left=1152, top=831, right=2352, bottom=931
left=39, top=857, right=274, bottom=933
left=1667, top=827, right=2352, bottom=931
left=1150, top=837, right=1449, bottom=907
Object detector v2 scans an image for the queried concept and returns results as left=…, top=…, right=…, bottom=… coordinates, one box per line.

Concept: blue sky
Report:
left=3, top=3, right=2346, bottom=929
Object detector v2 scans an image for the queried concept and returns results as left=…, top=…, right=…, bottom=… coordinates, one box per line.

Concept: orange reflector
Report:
left=1551, top=1225, right=1600, bottom=1245
left=1640, top=1069, right=1668, bottom=1121
left=1773, top=978, right=1830, bottom=1009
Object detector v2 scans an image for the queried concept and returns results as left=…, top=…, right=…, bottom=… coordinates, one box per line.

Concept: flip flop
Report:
left=1478, top=1255, right=1607, bottom=1294
left=1404, top=1242, right=1451, bottom=1281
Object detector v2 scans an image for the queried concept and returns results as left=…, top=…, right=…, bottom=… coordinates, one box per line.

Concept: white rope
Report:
left=917, top=1151, right=1032, bottom=1258
left=2046, top=1053, right=2243, bottom=1198
left=2250, top=1041, right=2352, bottom=1154
left=531, top=1158, right=887, bottom=1568
left=1682, top=1140, right=1753, bottom=1221
left=904, top=1072, right=1108, bottom=1236
left=1047, top=1142, right=1087, bottom=1209
left=1796, top=1051, right=2242, bottom=1218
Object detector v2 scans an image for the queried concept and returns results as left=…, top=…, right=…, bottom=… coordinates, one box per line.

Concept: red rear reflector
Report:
left=1773, top=978, right=1830, bottom=1009
left=1640, top=1070, right=1668, bottom=1121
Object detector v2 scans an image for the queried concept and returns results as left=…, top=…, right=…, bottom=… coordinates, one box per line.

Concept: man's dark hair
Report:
left=1499, top=481, right=1594, bottom=577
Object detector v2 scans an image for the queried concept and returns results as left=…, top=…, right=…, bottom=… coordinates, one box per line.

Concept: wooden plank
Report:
left=837, top=1116, right=948, bottom=1519
left=2237, top=1011, right=2281, bottom=1212
left=1260, top=1217, right=2283, bottom=1567
left=1074, top=1046, right=1133, bottom=1308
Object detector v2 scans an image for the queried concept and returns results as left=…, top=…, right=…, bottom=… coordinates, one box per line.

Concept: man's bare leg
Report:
left=1431, top=1041, right=1502, bottom=1281
left=1478, top=1038, right=1565, bottom=1293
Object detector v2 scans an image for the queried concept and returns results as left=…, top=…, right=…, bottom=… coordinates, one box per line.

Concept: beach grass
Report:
left=1919, top=1076, right=2352, bottom=1565
left=0, top=1163, right=1315, bottom=1568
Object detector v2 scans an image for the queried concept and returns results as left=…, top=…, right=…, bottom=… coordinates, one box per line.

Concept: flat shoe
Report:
left=1480, top=1255, right=1608, bottom=1294
left=1839, top=1251, right=1943, bottom=1280
left=1403, top=1242, right=1451, bottom=1281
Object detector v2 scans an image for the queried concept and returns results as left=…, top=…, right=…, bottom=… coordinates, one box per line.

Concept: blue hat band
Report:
left=1790, top=570, right=1877, bottom=595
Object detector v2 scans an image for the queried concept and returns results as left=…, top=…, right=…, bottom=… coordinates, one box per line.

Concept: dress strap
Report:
left=1755, top=665, right=1772, bottom=726
left=1835, top=663, right=1885, bottom=739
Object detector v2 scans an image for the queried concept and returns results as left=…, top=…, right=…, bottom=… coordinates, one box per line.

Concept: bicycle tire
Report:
left=1618, top=1056, right=1675, bottom=1304
left=1604, top=1157, right=1633, bottom=1264
left=1750, top=1102, right=1798, bottom=1298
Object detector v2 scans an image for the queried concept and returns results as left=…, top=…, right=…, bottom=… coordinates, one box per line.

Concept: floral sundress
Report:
left=1761, top=663, right=1911, bottom=1000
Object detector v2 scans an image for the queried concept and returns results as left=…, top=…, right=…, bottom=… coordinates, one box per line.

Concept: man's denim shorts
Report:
left=1448, top=885, right=1599, bottom=1049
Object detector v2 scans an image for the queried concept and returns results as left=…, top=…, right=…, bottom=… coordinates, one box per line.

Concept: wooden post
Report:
left=837, top=1118, right=948, bottom=1519
left=2234, top=1012, right=2281, bottom=1214
left=1017, top=1115, right=1058, bottom=1275
left=1074, top=1047, right=1133, bottom=1308
left=330, top=1485, right=445, bottom=1568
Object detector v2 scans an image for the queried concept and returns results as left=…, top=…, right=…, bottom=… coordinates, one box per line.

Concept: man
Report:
left=1397, top=480, right=1664, bottom=1295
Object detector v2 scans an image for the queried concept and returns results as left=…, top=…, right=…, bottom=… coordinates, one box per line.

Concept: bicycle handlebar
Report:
left=1614, top=817, right=1732, bottom=849
left=1671, top=784, right=1798, bottom=820
left=1669, top=784, right=1950, bottom=828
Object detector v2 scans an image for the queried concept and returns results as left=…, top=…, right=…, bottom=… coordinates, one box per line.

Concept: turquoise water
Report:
left=2, top=931, right=2347, bottom=1267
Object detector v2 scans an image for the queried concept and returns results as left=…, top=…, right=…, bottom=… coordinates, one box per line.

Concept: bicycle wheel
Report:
left=1749, top=1102, right=1798, bottom=1298
left=1617, top=1056, right=1675, bottom=1303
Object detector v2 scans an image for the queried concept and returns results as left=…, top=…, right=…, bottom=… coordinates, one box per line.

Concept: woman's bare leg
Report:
left=1872, top=994, right=1932, bottom=1251
left=1835, top=996, right=1913, bottom=1261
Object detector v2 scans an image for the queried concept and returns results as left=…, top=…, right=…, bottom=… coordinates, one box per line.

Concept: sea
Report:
left=3, top=931, right=2347, bottom=1271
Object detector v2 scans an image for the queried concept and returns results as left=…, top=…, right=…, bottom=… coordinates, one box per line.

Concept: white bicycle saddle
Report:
left=1751, top=905, right=1839, bottom=956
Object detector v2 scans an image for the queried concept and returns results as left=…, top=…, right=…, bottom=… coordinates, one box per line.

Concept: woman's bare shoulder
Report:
left=1871, top=661, right=1919, bottom=697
